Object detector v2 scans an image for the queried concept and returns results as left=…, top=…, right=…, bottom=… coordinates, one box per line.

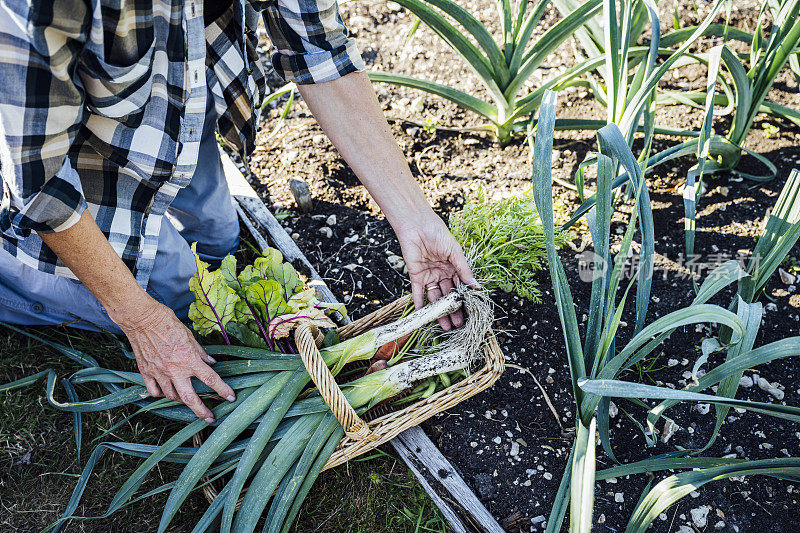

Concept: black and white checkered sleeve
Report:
left=0, top=0, right=88, bottom=239
left=261, top=0, right=366, bottom=85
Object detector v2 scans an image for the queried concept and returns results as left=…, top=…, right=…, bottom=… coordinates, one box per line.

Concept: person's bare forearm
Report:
left=297, top=72, right=433, bottom=235
left=298, top=72, right=477, bottom=328
left=38, top=210, right=235, bottom=421
left=38, top=210, right=149, bottom=324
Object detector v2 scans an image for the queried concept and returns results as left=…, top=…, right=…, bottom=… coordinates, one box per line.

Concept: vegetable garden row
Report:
left=2, top=0, right=800, bottom=532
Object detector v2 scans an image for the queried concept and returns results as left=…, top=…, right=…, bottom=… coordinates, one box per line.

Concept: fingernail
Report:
left=204, top=417, right=215, bottom=424
left=139, top=393, right=149, bottom=399
left=226, top=394, right=236, bottom=402
left=207, top=356, right=216, bottom=364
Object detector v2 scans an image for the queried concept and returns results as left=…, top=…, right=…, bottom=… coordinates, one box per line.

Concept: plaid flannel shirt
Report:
left=0, top=0, right=364, bottom=286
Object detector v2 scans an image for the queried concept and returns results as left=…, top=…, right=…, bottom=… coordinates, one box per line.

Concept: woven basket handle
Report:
left=294, top=322, right=377, bottom=442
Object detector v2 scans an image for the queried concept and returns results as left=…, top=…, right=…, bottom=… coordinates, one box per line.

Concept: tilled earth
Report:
left=248, top=0, right=800, bottom=531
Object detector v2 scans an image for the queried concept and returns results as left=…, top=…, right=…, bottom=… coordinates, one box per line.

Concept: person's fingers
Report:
left=157, top=378, right=179, bottom=403
left=197, top=349, right=217, bottom=365
left=426, top=284, right=442, bottom=304
left=439, top=278, right=464, bottom=328
left=195, top=362, right=235, bottom=402
left=142, top=375, right=162, bottom=398
left=426, top=284, right=452, bottom=331
left=175, top=378, right=214, bottom=422
left=411, top=279, right=425, bottom=311
left=439, top=277, right=455, bottom=296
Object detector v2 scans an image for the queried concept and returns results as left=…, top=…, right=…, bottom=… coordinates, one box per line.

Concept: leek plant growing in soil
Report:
left=561, top=0, right=800, bottom=263
left=531, top=90, right=800, bottom=532
left=368, top=0, right=605, bottom=144
left=736, top=168, right=800, bottom=305
left=0, top=247, right=494, bottom=533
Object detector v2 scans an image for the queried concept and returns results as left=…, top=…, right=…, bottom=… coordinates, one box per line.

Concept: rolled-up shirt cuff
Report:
left=271, top=38, right=365, bottom=85
left=2, top=157, right=87, bottom=238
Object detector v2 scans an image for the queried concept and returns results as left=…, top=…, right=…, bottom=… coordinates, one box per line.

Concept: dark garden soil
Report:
left=244, top=1, right=800, bottom=532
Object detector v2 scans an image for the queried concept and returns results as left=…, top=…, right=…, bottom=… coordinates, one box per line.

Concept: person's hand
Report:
left=396, top=213, right=478, bottom=331
left=111, top=296, right=235, bottom=423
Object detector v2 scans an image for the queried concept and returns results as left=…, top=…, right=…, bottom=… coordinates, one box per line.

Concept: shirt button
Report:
left=31, top=302, right=44, bottom=314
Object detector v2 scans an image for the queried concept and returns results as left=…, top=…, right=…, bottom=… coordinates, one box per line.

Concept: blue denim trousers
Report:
left=0, top=94, right=240, bottom=334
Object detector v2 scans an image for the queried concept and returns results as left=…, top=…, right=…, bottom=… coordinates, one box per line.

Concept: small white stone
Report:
left=510, top=442, right=520, bottom=457
left=608, top=401, right=618, bottom=418
left=326, top=214, right=337, bottom=226
left=387, top=254, right=405, bottom=271
left=739, top=375, right=753, bottom=388
left=492, top=436, right=502, bottom=444
left=780, top=268, right=796, bottom=285
left=668, top=358, right=680, bottom=367
left=714, top=520, right=726, bottom=530
left=614, top=493, right=624, bottom=503
left=757, top=377, right=785, bottom=400
left=695, top=403, right=711, bottom=415
left=662, top=419, right=678, bottom=444
left=543, top=472, right=553, bottom=480
left=659, top=513, right=668, bottom=521
left=319, top=226, right=333, bottom=238
left=690, top=506, right=710, bottom=529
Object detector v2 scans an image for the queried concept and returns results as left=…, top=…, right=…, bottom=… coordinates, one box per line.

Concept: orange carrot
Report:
left=373, top=333, right=412, bottom=361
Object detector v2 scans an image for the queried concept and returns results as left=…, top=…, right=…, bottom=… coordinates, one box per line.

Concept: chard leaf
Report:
left=268, top=308, right=336, bottom=339
left=235, top=248, right=303, bottom=300
left=286, top=288, right=318, bottom=312
left=254, top=249, right=303, bottom=299
left=239, top=279, right=292, bottom=324
left=261, top=247, right=283, bottom=263
left=226, top=322, right=271, bottom=349
left=315, top=300, right=348, bottom=317
left=287, top=288, right=347, bottom=318
left=219, top=255, right=239, bottom=291
left=187, top=244, right=240, bottom=338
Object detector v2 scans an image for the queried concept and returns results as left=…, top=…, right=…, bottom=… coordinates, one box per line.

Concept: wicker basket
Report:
left=197, top=293, right=504, bottom=502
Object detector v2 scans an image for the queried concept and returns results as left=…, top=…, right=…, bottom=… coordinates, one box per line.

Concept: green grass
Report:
left=0, top=327, right=452, bottom=533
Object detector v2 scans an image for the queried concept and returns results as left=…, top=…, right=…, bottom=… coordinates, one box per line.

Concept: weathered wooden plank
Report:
left=221, top=147, right=502, bottom=533
left=393, top=426, right=506, bottom=533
